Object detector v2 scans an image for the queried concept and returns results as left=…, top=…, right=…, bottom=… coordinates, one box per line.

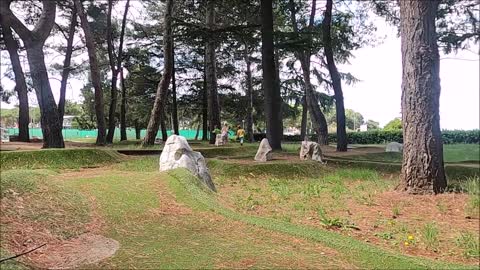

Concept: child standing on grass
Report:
left=236, top=125, right=245, bottom=146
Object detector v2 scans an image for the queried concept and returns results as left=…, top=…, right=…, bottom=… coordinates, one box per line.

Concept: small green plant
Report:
left=268, top=178, right=292, bottom=200
left=316, top=208, right=358, bottom=230
left=244, top=193, right=260, bottom=210
left=461, top=177, right=480, bottom=219
left=301, top=183, right=325, bottom=198
left=375, top=232, right=395, bottom=240
left=392, top=205, right=401, bottom=217
left=456, top=231, right=480, bottom=258
left=422, top=222, right=440, bottom=251
left=436, top=201, right=448, bottom=214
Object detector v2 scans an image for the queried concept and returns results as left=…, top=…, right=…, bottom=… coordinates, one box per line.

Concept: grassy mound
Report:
left=0, top=149, right=123, bottom=170
left=165, top=169, right=474, bottom=269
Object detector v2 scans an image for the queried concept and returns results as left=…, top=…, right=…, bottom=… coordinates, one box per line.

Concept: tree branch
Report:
left=32, top=0, right=57, bottom=41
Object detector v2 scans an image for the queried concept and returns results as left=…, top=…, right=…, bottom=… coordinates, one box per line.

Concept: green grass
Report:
left=166, top=169, right=473, bottom=269
left=0, top=149, right=123, bottom=170
left=456, top=232, right=480, bottom=258
left=1, top=169, right=90, bottom=240
left=343, top=144, right=479, bottom=163
left=422, top=223, right=440, bottom=251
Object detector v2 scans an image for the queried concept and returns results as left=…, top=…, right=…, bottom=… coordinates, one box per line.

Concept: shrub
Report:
left=254, top=129, right=479, bottom=144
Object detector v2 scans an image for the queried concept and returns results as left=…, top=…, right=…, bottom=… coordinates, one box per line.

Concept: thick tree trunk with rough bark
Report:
left=261, top=0, right=283, bottom=150
left=398, top=0, right=446, bottom=194
left=205, top=0, right=221, bottom=144
left=323, top=0, right=347, bottom=151
left=120, top=67, right=127, bottom=141
left=171, top=44, right=179, bottom=135
left=0, top=0, right=64, bottom=148
left=142, top=0, right=173, bottom=146
left=244, top=45, right=254, bottom=143
left=0, top=16, right=30, bottom=142
left=59, top=8, right=77, bottom=124
left=75, top=0, right=107, bottom=145
left=27, top=45, right=65, bottom=148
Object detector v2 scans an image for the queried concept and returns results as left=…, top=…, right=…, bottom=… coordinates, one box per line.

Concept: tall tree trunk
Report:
left=261, top=0, right=282, bottom=150
left=75, top=0, right=106, bottom=145
left=58, top=7, right=77, bottom=124
left=398, top=0, right=446, bottom=194
left=171, top=43, right=179, bottom=135
left=244, top=44, right=254, bottom=143
left=0, top=16, right=30, bottom=142
left=323, top=0, right=347, bottom=151
left=195, top=117, right=201, bottom=140
left=0, top=0, right=64, bottom=148
left=205, top=0, right=221, bottom=144
left=134, top=119, right=141, bottom=140
left=160, top=109, right=168, bottom=141
left=288, top=0, right=328, bottom=144
left=120, top=67, right=127, bottom=141
left=202, top=66, right=208, bottom=141
left=300, top=95, right=307, bottom=140
left=106, top=0, right=130, bottom=143
left=142, top=0, right=173, bottom=146
left=105, top=0, right=117, bottom=143
left=27, top=45, right=65, bottom=148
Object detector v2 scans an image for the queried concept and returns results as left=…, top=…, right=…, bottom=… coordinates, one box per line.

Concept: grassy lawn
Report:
left=338, top=144, right=480, bottom=163
left=0, top=148, right=478, bottom=269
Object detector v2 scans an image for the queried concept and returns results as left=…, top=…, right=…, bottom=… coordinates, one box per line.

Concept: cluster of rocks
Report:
left=158, top=135, right=328, bottom=192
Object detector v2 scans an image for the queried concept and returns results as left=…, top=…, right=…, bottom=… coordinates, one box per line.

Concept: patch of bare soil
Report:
left=28, top=233, right=119, bottom=269
left=302, top=191, right=479, bottom=265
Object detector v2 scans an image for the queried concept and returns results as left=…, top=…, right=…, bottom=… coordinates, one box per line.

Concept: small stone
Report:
left=385, top=142, right=403, bottom=152
left=254, top=138, right=273, bottom=162
left=300, top=141, right=325, bottom=163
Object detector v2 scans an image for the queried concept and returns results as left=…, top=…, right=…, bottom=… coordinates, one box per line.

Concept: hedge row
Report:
left=253, top=130, right=480, bottom=144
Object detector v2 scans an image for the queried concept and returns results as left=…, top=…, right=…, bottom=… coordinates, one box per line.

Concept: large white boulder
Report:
left=300, top=141, right=325, bottom=163
left=254, top=138, right=273, bottom=162
left=160, top=135, right=216, bottom=191
left=385, top=142, right=403, bottom=153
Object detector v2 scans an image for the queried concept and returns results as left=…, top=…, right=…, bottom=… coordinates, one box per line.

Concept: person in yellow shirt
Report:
left=236, top=125, right=245, bottom=146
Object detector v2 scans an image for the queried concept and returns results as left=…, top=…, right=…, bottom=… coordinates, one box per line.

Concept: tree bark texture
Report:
left=106, top=0, right=130, bottom=143
left=75, top=0, right=107, bottom=145
left=244, top=44, right=254, bottom=143
left=261, top=0, right=283, bottom=150
left=0, top=16, right=30, bottom=142
left=205, top=0, right=221, bottom=144
left=171, top=43, right=179, bottom=135
left=58, top=7, right=77, bottom=124
left=120, top=67, right=127, bottom=141
left=323, top=0, right=347, bottom=151
left=300, top=95, right=307, bottom=140
left=398, top=0, right=446, bottom=194
left=0, top=0, right=64, bottom=148
left=289, top=0, right=328, bottom=144
left=202, top=68, right=208, bottom=141
left=142, top=0, right=173, bottom=146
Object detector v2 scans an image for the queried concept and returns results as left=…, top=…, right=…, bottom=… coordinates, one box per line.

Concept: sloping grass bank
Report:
left=166, top=169, right=474, bottom=270
left=0, top=149, right=123, bottom=170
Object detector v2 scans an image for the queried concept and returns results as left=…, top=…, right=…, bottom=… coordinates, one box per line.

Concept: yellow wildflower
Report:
left=407, top=235, right=414, bottom=241
left=404, top=241, right=409, bottom=246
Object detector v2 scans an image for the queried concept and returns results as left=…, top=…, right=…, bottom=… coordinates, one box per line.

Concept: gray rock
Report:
left=160, top=135, right=216, bottom=191
left=215, top=134, right=223, bottom=146
left=254, top=138, right=273, bottom=162
left=385, top=142, right=403, bottom=153
left=300, top=141, right=325, bottom=163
